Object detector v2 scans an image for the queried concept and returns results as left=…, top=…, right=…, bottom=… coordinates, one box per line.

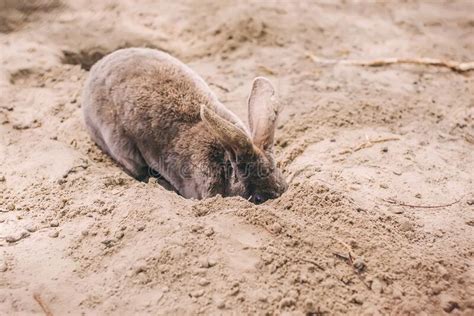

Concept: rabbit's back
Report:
left=83, top=48, right=218, bottom=138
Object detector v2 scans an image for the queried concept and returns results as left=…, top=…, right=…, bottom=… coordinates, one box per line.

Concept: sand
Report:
left=1, top=0, right=473, bottom=314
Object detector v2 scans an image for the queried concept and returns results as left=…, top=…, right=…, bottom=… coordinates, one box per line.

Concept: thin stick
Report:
left=382, top=196, right=464, bottom=209
left=33, top=293, right=53, bottom=316
left=257, top=64, right=277, bottom=75
left=208, top=82, right=230, bottom=92
left=306, top=52, right=474, bottom=72
left=332, top=238, right=371, bottom=290
left=333, top=237, right=353, bottom=255
left=353, top=137, right=400, bottom=152
left=340, top=137, right=400, bottom=155
left=300, top=257, right=325, bottom=271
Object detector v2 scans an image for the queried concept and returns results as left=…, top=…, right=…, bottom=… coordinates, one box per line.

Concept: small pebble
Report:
left=0, top=175, right=5, bottom=182
left=81, top=230, right=89, bottom=236
left=381, top=147, right=388, bottom=153
left=115, top=231, right=125, bottom=240
left=198, top=257, right=210, bottom=268
left=137, top=225, right=145, bottom=231
left=6, top=203, right=15, bottom=211
left=25, top=224, right=38, bottom=232
left=49, top=230, right=59, bottom=238
left=388, top=206, right=404, bottom=214
left=255, top=291, right=268, bottom=302
left=350, top=294, right=364, bottom=305
left=215, top=298, right=226, bottom=309
left=353, top=258, right=366, bottom=272
left=191, top=224, right=203, bottom=233
left=229, top=283, right=240, bottom=296
left=229, top=287, right=240, bottom=296
left=133, top=262, right=147, bottom=275
left=270, top=222, right=283, bottom=234
left=304, top=299, right=316, bottom=313
left=136, top=272, right=151, bottom=284
left=371, top=279, right=383, bottom=294
left=198, top=278, right=210, bottom=286
left=204, top=227, right=214, bottom=237
left=101, top=239, right=114, bottom=247
left=279, top=297, right=295, bottom=308
left=207, top=257, right=217, bottom=267
left=380, top=183, right=389, bottom=189
left=399, top=220, right=414, bottom=232
left=191, top=289, right=205, bottom=298
left=466, top=199, right=474, bottom=206
left=392, top=286, right=403, bottom=299
left=50, top=220, right=59, bottom=227
left=0, top=259, right=7, bottom=272
left=415, top=193, right=422, bottom=199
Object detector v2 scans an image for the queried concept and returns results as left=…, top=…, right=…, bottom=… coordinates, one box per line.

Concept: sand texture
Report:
left=1, top=0, right=473, bottom=314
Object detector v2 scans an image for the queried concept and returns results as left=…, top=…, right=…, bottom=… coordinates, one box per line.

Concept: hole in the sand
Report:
left=9, top=68, right=35, bottom=85
left=61, top=50, right=107, bottom=71
left=61, top=44, right=170, bottom=71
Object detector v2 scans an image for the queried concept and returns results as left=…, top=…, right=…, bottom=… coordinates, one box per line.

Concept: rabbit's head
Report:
left=201, top=77, right=288, bottom=204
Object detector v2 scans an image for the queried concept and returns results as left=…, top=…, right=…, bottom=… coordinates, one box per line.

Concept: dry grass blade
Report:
left=33, top=293, right=53, bottom=316
left=306, top=52, right=474, bottom=72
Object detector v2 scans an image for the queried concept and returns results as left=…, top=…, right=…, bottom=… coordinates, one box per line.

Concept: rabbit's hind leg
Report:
left=111, top=139, right=150, bottom=182
left=100, top=127, right=150, bottom=182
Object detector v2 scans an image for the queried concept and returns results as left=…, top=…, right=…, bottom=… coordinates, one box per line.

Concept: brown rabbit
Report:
left=82, top=48, right=287, bottom=204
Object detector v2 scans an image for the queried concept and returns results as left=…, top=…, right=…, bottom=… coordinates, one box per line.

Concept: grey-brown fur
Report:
left=82, top=48, right=287, bottom=203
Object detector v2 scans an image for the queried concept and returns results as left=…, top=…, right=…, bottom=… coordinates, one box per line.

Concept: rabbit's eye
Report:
left=254, top=194, right=264, bottom=204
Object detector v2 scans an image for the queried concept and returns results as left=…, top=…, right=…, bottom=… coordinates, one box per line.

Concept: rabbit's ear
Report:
left=248, top=77, right=280, bottom=151
left=201, top=105, right=254, bottom=155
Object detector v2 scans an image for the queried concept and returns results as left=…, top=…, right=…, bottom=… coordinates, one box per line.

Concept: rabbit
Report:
left=82, top=47, right=287, bottom=204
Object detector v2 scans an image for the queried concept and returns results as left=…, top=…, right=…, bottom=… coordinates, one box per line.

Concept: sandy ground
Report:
left=1, top=0, right=474, bottom=314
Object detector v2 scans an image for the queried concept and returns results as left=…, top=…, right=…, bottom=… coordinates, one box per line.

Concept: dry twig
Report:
left=33, top=293, right=53, bottom=316
left=306, top=52, right=474, bottom=72
left=353, top=137, right=400, bottom=152
left=332, top=238, right=371, bottom=290
left=208, top=82, right=230, bottom=92
left=382, top=195, right=464, bottom=209
left=339, top=136, right=400, bottom=155
left=300, top=257, right=325, bottom=271
left=257, top=64, right=277, bottom=75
